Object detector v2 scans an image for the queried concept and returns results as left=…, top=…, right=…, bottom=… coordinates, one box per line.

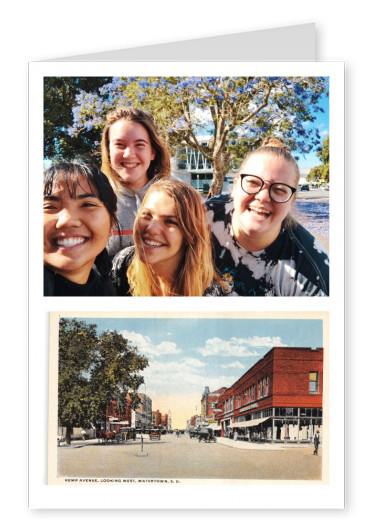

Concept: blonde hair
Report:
left=127, top=180, right=222, bottom=296
left=236, top=136, right=299, bottom=229
left=100, top=107, right=171, bottom=192
left=239, top=136, right=300, bottom=189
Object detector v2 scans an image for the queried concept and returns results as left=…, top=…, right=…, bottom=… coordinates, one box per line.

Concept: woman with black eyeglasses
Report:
left=205, top=137, right=329, bottom=296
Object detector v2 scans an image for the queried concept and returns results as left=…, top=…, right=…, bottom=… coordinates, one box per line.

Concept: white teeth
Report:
left=250, top=206, right=270, bottom=215
left=144, top=239, right=164, bottom=247
left=122, top=163, right=138, bottom=168
left=55, top=237, right=86, bottom=247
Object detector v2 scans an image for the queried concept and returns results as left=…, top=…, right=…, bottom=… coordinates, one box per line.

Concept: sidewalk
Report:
left=217, top=437, right=312, bottom=451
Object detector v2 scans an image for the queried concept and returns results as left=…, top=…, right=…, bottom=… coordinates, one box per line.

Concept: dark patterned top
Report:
left=205, top=194, right=329, bottom=297
left=111, top=246, right=225, bottom=296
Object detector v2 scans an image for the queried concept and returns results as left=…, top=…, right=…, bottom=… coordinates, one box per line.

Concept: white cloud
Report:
left=198, top=336, right=286, bottom=357
left=183, top=357, right=207, bottom=368
left=120, top=330, right=181, bottom=358
left=143, top=358, right=232, bottom=397
left=220, top=361, right=246, bottom=370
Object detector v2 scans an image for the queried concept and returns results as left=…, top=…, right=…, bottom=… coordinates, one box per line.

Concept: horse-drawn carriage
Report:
left=97, top=429, right=123, bottom=444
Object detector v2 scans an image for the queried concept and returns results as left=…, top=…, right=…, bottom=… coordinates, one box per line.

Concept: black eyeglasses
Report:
left=240, top=174, right=296, bottom=203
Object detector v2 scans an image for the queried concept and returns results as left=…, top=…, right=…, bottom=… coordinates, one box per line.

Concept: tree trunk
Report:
left=207, top=151, right=229, bottom=199
left=65, top=424, right=72, bottom=445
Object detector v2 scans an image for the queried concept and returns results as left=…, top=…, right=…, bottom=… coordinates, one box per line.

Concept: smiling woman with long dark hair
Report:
left=43, top=158, right=118, bottom=296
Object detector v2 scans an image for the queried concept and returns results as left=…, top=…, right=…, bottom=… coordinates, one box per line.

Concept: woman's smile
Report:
left=246, top=204, right=272, bottom=219
left=53, top=236, right=89, bottom=248
left=143, top=238, right=165, bottom=248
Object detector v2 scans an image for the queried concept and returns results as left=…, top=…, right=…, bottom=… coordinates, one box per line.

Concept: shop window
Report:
left=309, top=372, right=319, bottom=393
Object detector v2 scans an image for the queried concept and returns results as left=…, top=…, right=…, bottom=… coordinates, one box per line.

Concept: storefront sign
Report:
left=240, top=403, right=258, bottom=413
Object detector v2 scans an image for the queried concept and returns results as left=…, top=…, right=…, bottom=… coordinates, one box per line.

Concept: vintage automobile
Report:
left=115, top=428, right=136, bottom=441
left=198, top=428, right=216, bottom=443
left=189, top=429, right=199, bottom=438
left=149, top=429, right=161, bottom=440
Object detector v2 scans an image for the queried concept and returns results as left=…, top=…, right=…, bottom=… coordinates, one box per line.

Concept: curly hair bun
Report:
left=262, top=137, right=290, bottom=151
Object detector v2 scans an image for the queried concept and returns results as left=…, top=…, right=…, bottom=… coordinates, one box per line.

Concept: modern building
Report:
left=171, top=136, right=235, bottom=194
left=217, top=347, right=323, bottom=443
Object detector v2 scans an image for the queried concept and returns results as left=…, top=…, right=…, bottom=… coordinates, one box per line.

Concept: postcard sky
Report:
left=76, top=317, right=323, bottom=429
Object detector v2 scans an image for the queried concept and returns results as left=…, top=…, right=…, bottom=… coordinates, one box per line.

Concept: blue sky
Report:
left=78, top=317, right=323, bottom=428
left=294, top=92, right=329, bottom=169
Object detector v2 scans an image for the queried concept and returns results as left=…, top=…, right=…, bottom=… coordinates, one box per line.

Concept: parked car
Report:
left=119, top=428, right=136, bottom=441
left=300, top=184, right=310, bottom=191
left=320, top=184, right=329, bottom=191
left=198, top=428, right=216, bottom=443
left=149, top=429, right=161, bottom=440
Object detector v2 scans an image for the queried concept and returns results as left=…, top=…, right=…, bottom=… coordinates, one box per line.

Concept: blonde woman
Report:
left=101, top=106, right=171, bottom=257
left=206, top=137, right=329, bottom=296
left=111, top=180, right=225, bottom=296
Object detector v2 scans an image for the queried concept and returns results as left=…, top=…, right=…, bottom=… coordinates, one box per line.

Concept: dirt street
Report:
left=57, top=434, right=322, bottom=481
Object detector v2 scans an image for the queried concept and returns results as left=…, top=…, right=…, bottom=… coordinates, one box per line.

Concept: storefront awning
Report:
left=230, top=417, right=271, bottom=428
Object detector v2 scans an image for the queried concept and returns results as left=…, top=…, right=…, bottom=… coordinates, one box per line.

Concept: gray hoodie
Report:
left=106, top=180, right=154, bottom=258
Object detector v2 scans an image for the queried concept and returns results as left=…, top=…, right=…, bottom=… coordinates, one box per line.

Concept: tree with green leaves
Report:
left=58, top=318, right=148, bottom=444
left=44, top=77, right=111, bottom=161
left=307, top=136, right=329, bottom=183
left=45, top=75, right=328, bottom=197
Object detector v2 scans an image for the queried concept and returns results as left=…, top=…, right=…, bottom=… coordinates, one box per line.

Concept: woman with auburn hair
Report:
left=111, top=180, right=226, bottom=296
left=206, top=137, right=329, bottom=296
left=101, top=106, right=171, bottom=257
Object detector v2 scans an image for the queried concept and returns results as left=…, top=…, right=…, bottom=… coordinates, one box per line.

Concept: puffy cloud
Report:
left=120, top=330, right=181, bottom=358
left=198, top=336, right=286, bottom=357
left=143, top=358, right=231, bottom=396
left=220, top=361, right=246, bottom=370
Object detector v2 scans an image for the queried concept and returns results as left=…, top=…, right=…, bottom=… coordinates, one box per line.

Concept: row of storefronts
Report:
left=202, top=347, right=323, bottom=443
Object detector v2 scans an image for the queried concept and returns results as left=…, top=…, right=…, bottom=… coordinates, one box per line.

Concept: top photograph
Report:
left=43, top=75, right=330, bottom=297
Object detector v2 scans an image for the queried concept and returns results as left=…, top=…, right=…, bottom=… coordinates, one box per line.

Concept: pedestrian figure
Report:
left=81, top=429, right=87, bottom=441
left=313, top=433, right=320, bottom=455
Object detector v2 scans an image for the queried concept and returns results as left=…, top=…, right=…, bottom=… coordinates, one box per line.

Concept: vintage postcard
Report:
left=48, top=312, right=330, bottom=491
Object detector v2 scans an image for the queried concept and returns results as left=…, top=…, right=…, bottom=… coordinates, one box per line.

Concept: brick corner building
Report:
left=217, top=347, right=323, bottom=443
